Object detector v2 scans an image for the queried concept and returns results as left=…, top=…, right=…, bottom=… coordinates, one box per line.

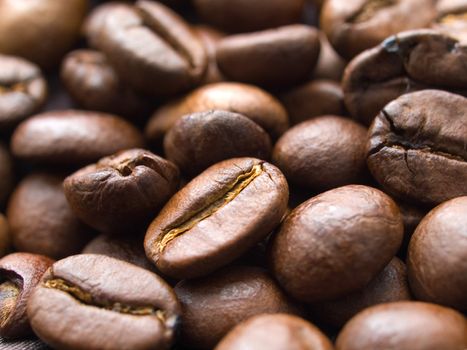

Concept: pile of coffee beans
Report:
left=0, top=0, right=466, bottom=349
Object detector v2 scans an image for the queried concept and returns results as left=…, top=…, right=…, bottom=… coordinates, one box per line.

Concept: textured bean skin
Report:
left=270, top=185, right=403, bottom=302
left=145, top=158, right=289, bottom=279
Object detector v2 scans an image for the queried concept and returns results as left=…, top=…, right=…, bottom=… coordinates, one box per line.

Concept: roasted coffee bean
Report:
left=0, top=143, right=13, bottom=206
left=64, top=149, right=180, bottom=233
left=216, top=25, right=320, bottom=87
left=175, top=266, right=300, bottom=349
left=0, top=214, right=10, bottom=258
left=82, top=234, right=155, bottom=272
left=215, top=314, right=333, bottom=350
left=61, top=50, right=152, bottom=119
left=313, top=32, right=347, bottom=81
left=194, top=25, right=226, bottom=85
left=270, top=185, right=403, bottom=302
left=0, top=55, right=47, bottom=130
left=145, top=82, right=289, bottom=144
left=335, top=302, right=467, bottom=350
left=145, top=157, right=288, bottom=279
left=397, top=200, right=428, bottom=258
left=366, top=90, right=467, bottom=205
left=95, top=0, right=207, bottom=96
left=280, top=80, right=346, bottom=125
left=193, top=0, right=305, bottom=33
left=83, top=2, right=133, bottom=49
left=407, top=196, right=467, bottom=312
left=7, top=173, right=93, bottom=259
left=343, top=30, right=467, bottom=125
left=431, top=0, right=467, bottom=43
left=11, top=110, right=144, bottom=165
left=0, top=0, right=88, bottom=69
left=0, top=253, right=53, bottom=338
left=273, top=116, right=368, bottom=191
left=321, top=0, right=437, bottom=60
left=164, top=110, right=272, bottom=176
left=27, top=254, right=181, bottom=350
left=308, top=257, right=411, bottom=328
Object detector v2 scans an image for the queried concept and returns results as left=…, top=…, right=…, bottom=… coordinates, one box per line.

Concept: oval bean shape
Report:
left=11, top=110, right=144, bottom=165
left=27, top=254, right=181, bottom=350
left=145, top=157, right=289, bottom=279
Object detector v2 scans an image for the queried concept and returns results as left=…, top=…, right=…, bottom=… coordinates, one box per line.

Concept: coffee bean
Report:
left=64, top=149, right=180, bottom=233
left=193, top=0, right=305, bottom=33
left=343, top=30, right=467, bottom=125
left=407, top=196, right=467, bottom=312
left=0, top=143, right=13, bottom=206
left=164, top=110, right=272, bottom=176
left=0, top=0, right=88, bottom=69
left=0, top=253, right=53, bottom=339
left=11, top=110, right=144, bottom=165
left=0, top=55, right=47, bottom=130
left=321, top=0, right=437, bottom=60
left=61, top=50, right=152, bottom=119
left=27, top=254, right=181, bottom=350
left=82, top=234, right=156, bottom=272
left=308, top=257, right=411, bottom=328
left=175, top=266, right=300, bottom=348
left=273, top=116, right=368, bottom=191
left=215, top=314, right=333, bottom=350
left=0, top=337, right=51, bottom=350
left=366, top=90, right=467, bottom=204
left=95, top=0, right=207, bottom=96
left=280, top=80, right=346, bottom=125
left=145, top=82, right=289, bottom=144
left=396, top=200, right=428, bottom=258
left=335, top=302, right=467, bottom=350
left=216, top=25, right=320, bottom=87
left=0, top=214, right=10, bottom=258
left=7, top=173, right=93, bottom=259
left=145, top=157, right=288, bottom=279
left=270, top=185, right=403, bottom=302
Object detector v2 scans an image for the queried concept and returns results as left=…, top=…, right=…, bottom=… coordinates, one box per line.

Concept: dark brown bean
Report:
left=0, top=143, right=13, bottom=206
left=61, top=49, right=152, bottom=119
left=95, top=0, right=207, bottom=96
left=193, top=25, right=226, bottom=85
left=0, top=253, right=53, bottom=338
left=366, top=90, right=467, bottom=205
left=431, top=0, right=467, bottom=43
left=335, top=302, right=467, bottom=350
left=175, top=266, right=300, bottom=349
left=164, top=110, right=272, bottom=176
left=11, top=110, right=144, bottom=165
left=273, top=116, right=368, bottom=191
left=0, top=55, right=47, bottom=130
left=215, top=314, right=333, bottom=350
left=7, top=173, right=93, bottom=259
left=270, top=185, right=403, bottom=302
left=308, top=257, right=411, bottom=328
left=313, top=32, right=346, bottom=81
left=27, top=254, right=181, bottom=350
left=145, top=157, right=289, bottom=279
left=64, top=149, right=180, bottom=234
left=321, top=0, right=437, bottom=60
left=407, top=196, right=467, bottom=312
left=145, top=82, right=289, bottom=144
left=343, top=30, right=467, bottom=125
left=216, top=25, right=320, bottom=87
left=280, top=80, right=346, bottom=125
left=193, top=0, right=305, bottom=33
